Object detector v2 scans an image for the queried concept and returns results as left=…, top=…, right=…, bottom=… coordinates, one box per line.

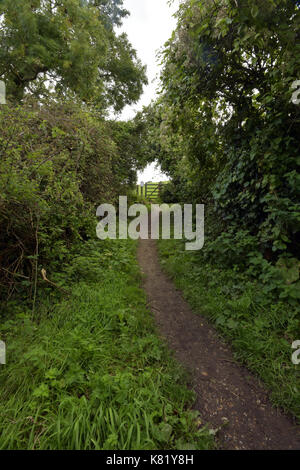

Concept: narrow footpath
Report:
left=137, top=237, right=300, bottom=450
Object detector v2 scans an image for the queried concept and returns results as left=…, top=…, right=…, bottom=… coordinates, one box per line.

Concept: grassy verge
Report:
left=0, top=238, right=214, bottom=450
left=157, top=238, right=300, bottom=422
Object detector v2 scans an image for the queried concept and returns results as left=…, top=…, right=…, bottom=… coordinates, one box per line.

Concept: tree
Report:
left=156, top=0, right=300, bottom=257
left=93, top=0, right=129, bottom=27
left=0, top=0, right=147, bottom=109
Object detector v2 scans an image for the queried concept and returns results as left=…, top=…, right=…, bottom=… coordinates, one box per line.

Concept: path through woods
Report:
left=137, top=237, right=300, bottom=450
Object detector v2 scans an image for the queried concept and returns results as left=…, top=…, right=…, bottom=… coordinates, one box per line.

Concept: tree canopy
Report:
left=149, top=0, right=300, bottom=260
left=0, top=0, right=147, bottom=109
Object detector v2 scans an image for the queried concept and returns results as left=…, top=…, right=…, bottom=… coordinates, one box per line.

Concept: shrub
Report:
left=0, top=100, right=131, bottom=305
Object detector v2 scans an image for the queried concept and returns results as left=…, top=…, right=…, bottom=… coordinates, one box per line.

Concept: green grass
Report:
left=157, top=238, right=300, bottom=423
left=0, top=238, right=214, bottom=450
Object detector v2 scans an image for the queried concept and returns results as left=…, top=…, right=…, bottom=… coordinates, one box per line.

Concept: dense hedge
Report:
left=0, top=100, right=133, bottom=304
left=149, top=0, right=300, bottom=307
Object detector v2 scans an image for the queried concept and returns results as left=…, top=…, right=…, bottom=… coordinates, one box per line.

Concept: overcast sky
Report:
left=117, top=0, right=179, bottom=183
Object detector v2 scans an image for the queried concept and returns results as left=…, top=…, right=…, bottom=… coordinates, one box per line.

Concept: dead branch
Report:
left=41, top=269, right=71, bottom=296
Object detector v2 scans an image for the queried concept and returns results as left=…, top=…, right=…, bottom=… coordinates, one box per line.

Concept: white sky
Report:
left=117, top=0, right=179, bottom=183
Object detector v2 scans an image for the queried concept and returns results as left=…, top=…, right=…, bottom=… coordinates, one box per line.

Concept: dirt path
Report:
left=137, top=238, right=300, bottom=450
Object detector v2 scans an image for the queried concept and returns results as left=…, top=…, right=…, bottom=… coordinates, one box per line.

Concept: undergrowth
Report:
left=158, top=238, right=300, bottom=423
left=0, top=238, right=214, bottom=450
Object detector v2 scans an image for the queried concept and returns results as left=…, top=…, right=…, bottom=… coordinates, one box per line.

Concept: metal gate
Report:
left=136, top=182, right=168, bottom=201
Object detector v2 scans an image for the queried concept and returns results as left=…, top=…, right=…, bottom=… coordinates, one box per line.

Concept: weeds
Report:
left=158, top=238, right=300, bottom=422
left=0, top=239, right=214, bottom=450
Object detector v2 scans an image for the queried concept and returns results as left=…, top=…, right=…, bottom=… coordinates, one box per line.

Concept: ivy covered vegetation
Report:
left=147, top=0, right=299, bottom=422
left=154, top=0, right=300, bottom=270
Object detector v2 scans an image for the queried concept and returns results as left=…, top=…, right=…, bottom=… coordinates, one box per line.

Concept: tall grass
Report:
left=0, top=239, right=214, bottom=450
left=158, top=238, right=300, bottom=423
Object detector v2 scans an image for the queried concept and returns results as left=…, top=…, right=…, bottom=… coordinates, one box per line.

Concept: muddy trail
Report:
left=137, top=237, right=300, bottom=450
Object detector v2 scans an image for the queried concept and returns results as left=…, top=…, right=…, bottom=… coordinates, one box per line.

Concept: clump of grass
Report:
left=158, top=238, right=300, bottom=422
left=0, top=239, right=214, bottom=450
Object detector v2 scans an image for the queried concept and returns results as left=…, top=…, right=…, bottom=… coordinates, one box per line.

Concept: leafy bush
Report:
left=158, top=238, right=300, bottom=422
left=152, top=0, right=300, bottom=307
left=0, top=100, right=135, bottom=304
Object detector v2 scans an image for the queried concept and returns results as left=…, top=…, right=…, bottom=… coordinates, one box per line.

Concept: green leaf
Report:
left=32, top=383, right=49, bottom=398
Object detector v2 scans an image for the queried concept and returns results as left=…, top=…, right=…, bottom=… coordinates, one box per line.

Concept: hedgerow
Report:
left=0, top=100, right=132, bottom=306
